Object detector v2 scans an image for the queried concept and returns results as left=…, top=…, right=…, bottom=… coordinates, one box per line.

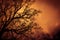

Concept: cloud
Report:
left=41, top=0, right=60, bottom=7
left=36, top=0, right=60, bottom=8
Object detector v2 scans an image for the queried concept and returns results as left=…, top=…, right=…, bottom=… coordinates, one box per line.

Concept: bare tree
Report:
left=0, top=0, right=40, bottom=40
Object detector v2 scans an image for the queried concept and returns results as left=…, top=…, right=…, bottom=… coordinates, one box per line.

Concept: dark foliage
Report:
left=0, top=0, right=40, bottom=40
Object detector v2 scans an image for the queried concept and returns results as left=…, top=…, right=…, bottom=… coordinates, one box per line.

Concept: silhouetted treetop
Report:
left=0, top=0, right=40, bottom=40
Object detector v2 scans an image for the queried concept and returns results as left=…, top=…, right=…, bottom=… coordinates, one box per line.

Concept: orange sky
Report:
left=31, top=0, right=60, bottom=34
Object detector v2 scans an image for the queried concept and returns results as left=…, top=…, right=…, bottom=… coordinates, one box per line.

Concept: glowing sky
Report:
left=31, top=0, right=60, bottom=34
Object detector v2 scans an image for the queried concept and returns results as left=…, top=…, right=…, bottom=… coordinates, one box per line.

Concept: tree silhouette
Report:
left=0, top=0, right=40, bottom=40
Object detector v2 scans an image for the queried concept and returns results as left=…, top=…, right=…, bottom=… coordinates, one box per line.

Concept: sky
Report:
left=31, top=0, right=60, bottom=34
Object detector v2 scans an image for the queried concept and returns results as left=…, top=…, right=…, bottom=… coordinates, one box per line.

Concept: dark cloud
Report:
left=40, top=0, right=60, bottom=8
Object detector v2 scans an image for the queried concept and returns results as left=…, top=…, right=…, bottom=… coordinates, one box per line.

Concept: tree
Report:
left=0, top=0, right=40, bottom=40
